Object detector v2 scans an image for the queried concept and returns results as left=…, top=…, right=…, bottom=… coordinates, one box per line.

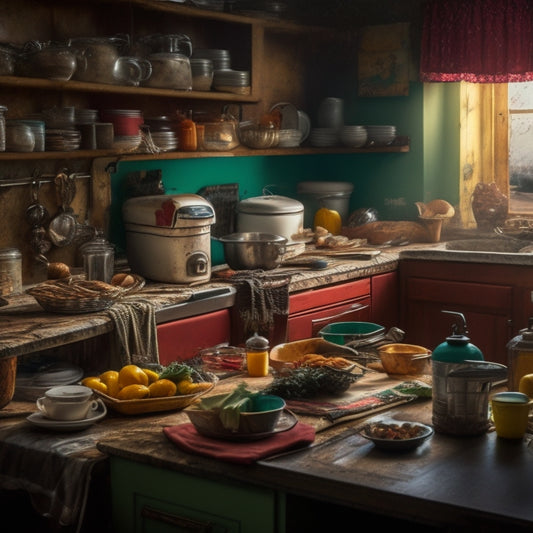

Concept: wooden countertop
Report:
left=0, top=249, right=401, bottom=360
left=89, top=373, right=533, bottom=532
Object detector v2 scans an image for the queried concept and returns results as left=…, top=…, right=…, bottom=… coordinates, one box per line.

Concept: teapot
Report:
left=69, top=35, right=150, bottom=86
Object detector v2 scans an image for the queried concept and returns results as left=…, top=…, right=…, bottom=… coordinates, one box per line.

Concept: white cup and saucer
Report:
left=27, top=385, right=107, bottom=431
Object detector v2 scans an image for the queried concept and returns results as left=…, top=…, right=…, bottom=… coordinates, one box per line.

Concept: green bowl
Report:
left=318, top=321, right=384, bottom=345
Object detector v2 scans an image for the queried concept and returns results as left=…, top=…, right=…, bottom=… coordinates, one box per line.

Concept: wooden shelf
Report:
left=0, top=76, right=258, bottom=103
left=0, top=141, right=409, bottom=161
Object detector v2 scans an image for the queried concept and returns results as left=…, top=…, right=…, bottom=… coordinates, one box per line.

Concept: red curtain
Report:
left=420, top=0, right=533, bottom=82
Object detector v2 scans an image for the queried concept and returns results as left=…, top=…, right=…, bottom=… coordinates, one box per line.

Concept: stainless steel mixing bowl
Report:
left=218, top=232, right=287, bottom=270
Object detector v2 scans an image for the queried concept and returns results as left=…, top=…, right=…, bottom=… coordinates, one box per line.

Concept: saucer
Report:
left=26, top=399, right=107, bottom=431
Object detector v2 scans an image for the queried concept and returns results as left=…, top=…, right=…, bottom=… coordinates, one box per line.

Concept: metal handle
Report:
left=141, top=506, right=216, bottom=532
left=311, top=303, right=369, bottom=326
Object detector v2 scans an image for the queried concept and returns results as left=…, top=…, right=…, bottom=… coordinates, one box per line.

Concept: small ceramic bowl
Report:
left=359, top=420, right=434, bottom=450
left=185, top=394, right=286, bottom=436
left=378, top=343, right=432, bottom=375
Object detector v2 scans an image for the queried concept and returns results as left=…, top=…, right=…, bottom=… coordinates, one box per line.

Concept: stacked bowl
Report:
left=309, top=127, right=338, bottom=147
left=339, top=125, right=367, bottom=148
left=366, top=125, right=396, bottom=146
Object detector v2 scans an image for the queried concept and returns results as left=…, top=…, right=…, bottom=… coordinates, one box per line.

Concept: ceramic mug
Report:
left=36, top=396, right=100, bottom=421
left=317, top=97, right=344, bottom=130
left=491, top=391, right=533, bottom=439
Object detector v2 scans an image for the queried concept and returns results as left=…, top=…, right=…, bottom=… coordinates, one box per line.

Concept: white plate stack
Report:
left=309, top=127, right=338, bottom=147
left=339, top=125, right=368, bottom=148
left=366, top=125, right=396, bottom=146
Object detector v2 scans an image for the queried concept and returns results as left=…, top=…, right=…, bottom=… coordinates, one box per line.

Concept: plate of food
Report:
left=359, top=420, right=434, bottom=450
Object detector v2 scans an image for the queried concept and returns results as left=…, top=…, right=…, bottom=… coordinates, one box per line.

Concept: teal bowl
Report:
left=318, top=321, right=384, bottom=346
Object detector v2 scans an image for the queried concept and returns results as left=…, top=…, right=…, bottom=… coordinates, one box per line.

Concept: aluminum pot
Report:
left=218, top=232, right=287, bottom=270
left=236, top=195, right=304, bottom=242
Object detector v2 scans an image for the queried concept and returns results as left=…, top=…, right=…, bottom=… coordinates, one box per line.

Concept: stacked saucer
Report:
left=212, top=69, right=250, bottom=94
left=191, top=49, right=231, bottom=70
left=339, top=125, right=367, bottom=148
left=366, top=125, right=396, bottom=146
left=309, top=127, right=338, bottom=147
left=45, top=128, right=81, bottom=151
left=151, top=130, right=178, bottom=152
left=278, top=128, right=302, bottom=147
left=75, top=108, right=99, bottom=125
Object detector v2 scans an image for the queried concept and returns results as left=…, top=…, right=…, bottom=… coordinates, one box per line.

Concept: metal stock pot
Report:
left=236, top=195, right=304, bottom=242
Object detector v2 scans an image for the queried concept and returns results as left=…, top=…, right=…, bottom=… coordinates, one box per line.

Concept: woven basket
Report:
left=26, top=278, right=125, bottom=314
left=0, top=356, right=17, bottom=409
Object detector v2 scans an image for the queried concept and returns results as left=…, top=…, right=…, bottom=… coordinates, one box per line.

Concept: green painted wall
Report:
left=109, top=81, right=460, bottom=262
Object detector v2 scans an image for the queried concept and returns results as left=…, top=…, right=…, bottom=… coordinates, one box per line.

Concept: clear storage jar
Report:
left=0, top=247, right=22, bottom=295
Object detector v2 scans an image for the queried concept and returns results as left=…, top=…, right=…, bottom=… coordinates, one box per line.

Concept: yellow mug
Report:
left=491, top=391, right=533, bottom=439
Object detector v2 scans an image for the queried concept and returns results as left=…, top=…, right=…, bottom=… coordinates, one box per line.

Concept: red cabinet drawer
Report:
left=289, top=278, right=370, bottom=314
left=156, top=309, right=231, bottom=364
left=287, top=296, right=371, bottom=341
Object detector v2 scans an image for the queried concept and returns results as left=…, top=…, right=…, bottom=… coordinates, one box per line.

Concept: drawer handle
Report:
left=141, top=506, right=216, bottom=532
left=310, top=303, right=369, bottom=326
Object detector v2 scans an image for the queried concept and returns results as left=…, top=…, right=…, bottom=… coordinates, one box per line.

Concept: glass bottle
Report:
left=245, top=333, right=270, bottom=377
left=507, top=319, right=533, bottom=391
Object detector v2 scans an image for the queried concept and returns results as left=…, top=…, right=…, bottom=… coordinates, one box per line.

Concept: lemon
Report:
left=142, top=368, right=160, bottom=384
left=117, top=384, right=150, bottom=400
left=99, top=370, right=121, bottom=397
left=118, top=364, right=149, bottom=388
left=148, top=379, right=177, bottom=398
left=519, top=373, right=533, bottom=398
left=81, top=376, right=108, bottom=394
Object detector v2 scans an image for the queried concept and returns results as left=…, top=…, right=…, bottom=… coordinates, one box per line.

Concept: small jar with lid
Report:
left=79, top=234, right=115, bottom=283
left=245, top=333, right=270, bottom=377
left=507, top=320, right=533, bottom=391
left=0, top=247, right=22, bottom=295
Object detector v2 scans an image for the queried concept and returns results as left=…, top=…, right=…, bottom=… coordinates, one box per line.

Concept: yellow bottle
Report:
left=245, top=333, right=270, bottom=377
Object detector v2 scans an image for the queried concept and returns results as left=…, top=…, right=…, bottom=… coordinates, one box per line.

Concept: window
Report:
left=459, top=82, right=533, bottom=227
left=508, top=81, right=533, bottom=214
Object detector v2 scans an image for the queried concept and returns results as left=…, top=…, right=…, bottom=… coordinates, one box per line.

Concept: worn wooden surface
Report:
left=0, top=251, right=400, bottom=359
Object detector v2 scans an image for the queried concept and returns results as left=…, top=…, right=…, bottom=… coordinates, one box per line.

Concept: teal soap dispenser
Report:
left=432, top=310, right=489, bottom=435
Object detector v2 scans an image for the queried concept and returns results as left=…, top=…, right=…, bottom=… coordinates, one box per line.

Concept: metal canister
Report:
left=507, top=319, right=533, bottom=391
left=0, top=247, right=22, bottom=294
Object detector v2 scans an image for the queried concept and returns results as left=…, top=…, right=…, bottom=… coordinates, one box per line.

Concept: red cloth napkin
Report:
left=163, top=422, right=316, bottom=465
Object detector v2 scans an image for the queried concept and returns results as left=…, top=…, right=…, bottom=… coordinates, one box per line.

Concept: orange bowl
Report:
left=378, top=343, right=432, bottom=375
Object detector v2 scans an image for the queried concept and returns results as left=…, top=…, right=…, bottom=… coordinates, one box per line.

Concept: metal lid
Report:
left=0, top=247, right=21, bottom=259
left=246, top=333, right=269, bottom=351
left=237, top=195, right=303, bottom=215
left=123, top=194, right=215, bottom=228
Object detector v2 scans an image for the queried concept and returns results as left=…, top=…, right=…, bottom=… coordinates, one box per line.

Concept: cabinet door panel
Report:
left=402, top=277, right=513, bottom=364
left=157, top=310, right=231, bottom=364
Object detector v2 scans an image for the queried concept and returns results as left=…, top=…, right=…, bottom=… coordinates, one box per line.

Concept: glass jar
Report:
left=245, top=333, right=270, bottom=377
left=0, top=247, right=22, bottom=295
left=507, top=322, right=533, bottom=391
left=80, top=234, right=115, bottom=283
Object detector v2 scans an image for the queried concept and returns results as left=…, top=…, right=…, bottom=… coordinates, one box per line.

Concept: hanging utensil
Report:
left=26, top=178, right=52, bottom=257
left=48, top=171, right=77, bottom=247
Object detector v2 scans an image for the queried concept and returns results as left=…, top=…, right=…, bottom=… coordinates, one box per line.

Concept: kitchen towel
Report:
left=164, top=422, right=316, bottom=464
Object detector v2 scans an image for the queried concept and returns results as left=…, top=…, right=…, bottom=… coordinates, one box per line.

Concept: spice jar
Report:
left=0, top=247, right=22, bottom=295
left=178, top=114, right=197, bottom=151
left=245, top=333, right=270, bottom=377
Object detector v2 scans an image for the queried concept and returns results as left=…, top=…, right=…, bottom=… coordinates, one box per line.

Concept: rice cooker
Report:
left=122, top=194, right=215, bottom=283
left=236, top=195, right=304, bottom=241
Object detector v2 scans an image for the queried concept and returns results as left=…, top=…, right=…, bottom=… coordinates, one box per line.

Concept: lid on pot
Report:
left=237, top=195, right=303, bottom=215
left=122, top=194, right=215, bottom=228
left=297, top=181, right=354, bottom=195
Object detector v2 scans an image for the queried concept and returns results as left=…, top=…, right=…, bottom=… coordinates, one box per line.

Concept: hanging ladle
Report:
left=48, top=171, right=77, bottom=247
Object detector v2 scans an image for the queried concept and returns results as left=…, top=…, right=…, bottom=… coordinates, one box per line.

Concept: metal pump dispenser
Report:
left=432, top=311, right=507, bottom=435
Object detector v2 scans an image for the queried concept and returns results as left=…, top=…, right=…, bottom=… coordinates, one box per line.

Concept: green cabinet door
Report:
left=109, top=457, right=283, bottom=533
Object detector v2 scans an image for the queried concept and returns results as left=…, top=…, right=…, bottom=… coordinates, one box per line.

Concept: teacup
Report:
left=491, top=391, right=533, bottom=439
left=36, top=385, right=98, bottom=421
left=36, top=396, right=99, bottom=421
